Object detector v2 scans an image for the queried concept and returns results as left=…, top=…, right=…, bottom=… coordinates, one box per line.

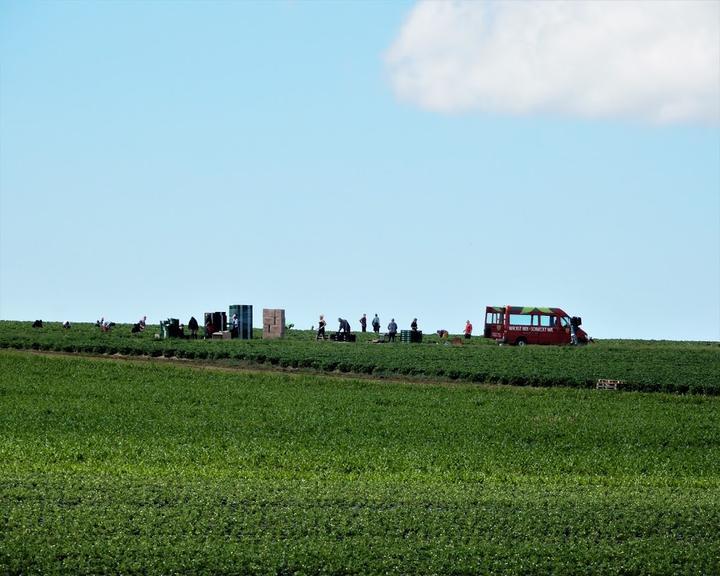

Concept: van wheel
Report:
left=516, top=338, right=527, bottom=347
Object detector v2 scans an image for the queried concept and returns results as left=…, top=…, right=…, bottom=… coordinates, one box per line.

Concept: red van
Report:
left=483, top=306, right=588, bottom=346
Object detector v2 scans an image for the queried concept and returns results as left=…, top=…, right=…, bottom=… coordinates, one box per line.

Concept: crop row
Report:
left=0, top=321, right=717, bottom=394
left=1, top=352, right=719, bottom=575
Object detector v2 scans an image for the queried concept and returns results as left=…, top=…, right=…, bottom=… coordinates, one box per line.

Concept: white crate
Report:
left=596, top=379, right=623, bottom=390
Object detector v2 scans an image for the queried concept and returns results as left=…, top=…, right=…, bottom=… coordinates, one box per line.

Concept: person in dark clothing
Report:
left=359, top=314, right=367, bottom=332
left=317, top=315, right=327, bottom=340
left=188, top=316, right=199, bottom=339
left=337, top=318, right=351, bottom=335
left=372, top=314, right=380, bottom=335
left=411, top=318, right=418, bottom=331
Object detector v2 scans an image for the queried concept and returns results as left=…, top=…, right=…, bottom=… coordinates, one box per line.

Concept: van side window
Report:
left=540, top=315, right=553, bottom=327
left=509, top=314, right=531, bottom=326
left=486, top=312, right=505, bottom=325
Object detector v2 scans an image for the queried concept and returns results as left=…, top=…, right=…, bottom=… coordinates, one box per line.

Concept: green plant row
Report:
left=0, top=321, right=718, bottom=394
left=1, top=351, right=719, bottom=575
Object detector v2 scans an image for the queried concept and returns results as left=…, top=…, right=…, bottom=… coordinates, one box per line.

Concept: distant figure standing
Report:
left=359, top=314, right=367, bottom=333
left=464, top=320, right=473, bottom=339
left=317, top=315, right=327, bottom=340
left=570, top=322, right=578, bottom=345
left=62, top=321, right=71, bottom=329
left=231, top=313, right=239, bottom=338
left=188, top=316, right=199, bottom=339
left=387, top=318, right=398, bottom=342
left=138, top=316, right=147, bottom=331
left=411, top=318, right=418, bottom=331
left=372, top=314, right=380, bottom=335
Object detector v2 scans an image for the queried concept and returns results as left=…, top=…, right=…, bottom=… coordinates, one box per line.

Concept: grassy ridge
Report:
left=1, top=351, right=719, bottom=574
left=0, top=320, right=718, bottom=394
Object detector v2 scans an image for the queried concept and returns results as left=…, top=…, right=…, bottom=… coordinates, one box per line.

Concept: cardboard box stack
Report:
left=263, top=308, right=285, bottom=339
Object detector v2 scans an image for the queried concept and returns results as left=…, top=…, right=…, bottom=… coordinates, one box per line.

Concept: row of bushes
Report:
left=2, top=321, right=718, bottom=395
left=2, top=337, right=571, bottom=381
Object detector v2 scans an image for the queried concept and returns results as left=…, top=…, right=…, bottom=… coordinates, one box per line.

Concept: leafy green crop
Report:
left=0, top=320, right=718, bottom=394
left=1, top=351, right=719, bottom=575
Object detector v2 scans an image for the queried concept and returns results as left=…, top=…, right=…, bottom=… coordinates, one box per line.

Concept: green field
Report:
left=1, top=350, right=719, bottom=575
left=1, top=321, right=718, bottom=394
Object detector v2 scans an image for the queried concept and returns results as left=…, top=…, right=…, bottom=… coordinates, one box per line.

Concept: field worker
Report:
left=231, top=313, right=239, bottom=338
left=387, top=318, right=398, bottom=342
left=316, top=315, right=327, bottom=340
left=188, top=316, right=199, bottom=339
left=464, top=320, right=473, bottom=339
left=337, top=318, right=351, bottom=335
left=359, top=314, right=367, bottom=332
left=372, top=314, right=380, bottom=334
left=411, top=318, right=418, bottom=332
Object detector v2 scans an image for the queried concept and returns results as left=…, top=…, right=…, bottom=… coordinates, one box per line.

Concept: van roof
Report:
left=487, top=306, right=567, bottom=315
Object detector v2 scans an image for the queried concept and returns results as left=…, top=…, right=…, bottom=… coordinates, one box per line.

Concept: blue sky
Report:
left=1, top=0, right=718, bottom=341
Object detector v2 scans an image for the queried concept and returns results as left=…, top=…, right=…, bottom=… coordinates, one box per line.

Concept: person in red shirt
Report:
left=464, top=320, right=473, bottom=339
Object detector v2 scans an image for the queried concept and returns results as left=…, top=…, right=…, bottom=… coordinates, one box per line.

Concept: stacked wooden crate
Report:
left=263, top=308, right=285, bottom=339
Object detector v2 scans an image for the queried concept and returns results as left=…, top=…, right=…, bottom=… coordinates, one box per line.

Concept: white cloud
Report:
left=385, top=0, right=720, bottom=124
